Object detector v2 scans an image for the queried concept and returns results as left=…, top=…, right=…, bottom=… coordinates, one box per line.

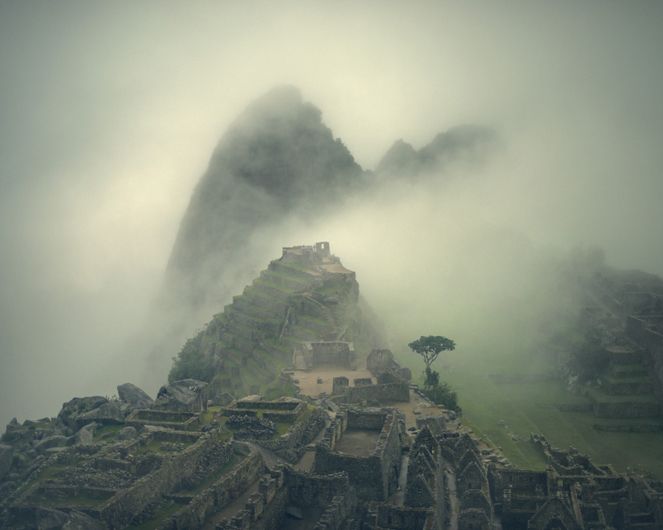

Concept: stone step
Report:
left=585, top=387, right=661, bottom=418
left=252, top=277, right=294, bottom=301
left=227, top=308, right=280, bottom=336
left=223, top=320, right=265, bottom=343
left=294, top=296, right=328, bottom=320
left=232, top=295, right=279, bottom=320
left=600, top=375, right=653, bottom=395
left=246, top=358, right=274, bottom=383
left=261, top=269, right=313, bottom=291
left=250, top=349, right=280, bottom=374
left=281, top=335, right=305, bottom=351
left=609, top=362, right=648, bottom=379
left=221, top=332, right=254, bottom=355
left=295, top=314, right=331, bottom=335
left=268, top=260, right=320, bottom=282
left=242, top=286, right=289, bottom=317
left=261, top=339, right=293, bottom=363
left=225, top=349, right=247, bottom=367
left=290, top=324, right=321, bottom=342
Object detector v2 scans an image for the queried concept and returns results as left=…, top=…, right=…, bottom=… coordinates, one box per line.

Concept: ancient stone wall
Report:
left=591, top=400, right=660, bottom=418
left=286, top=469, right=351, bottom=507
left=346, top=409, right=387, bottom=430
left=125, top=410, right=200, bottom=432
left=301, top=342, right=356, bottom=370
left=312, top=491, right=358, bottom=530
left=97, top=432, right=232, bottom=529
left=372, top=504, right=433, bottom=530
left=314, top=410, right=401, bottom=501
left=160, top=450, right=265, bottom=530
left=215, top=464, right=287, bottom=530
left=346, top=382, right=410, bottom=404
left=255, top=407, right=325, bottom=462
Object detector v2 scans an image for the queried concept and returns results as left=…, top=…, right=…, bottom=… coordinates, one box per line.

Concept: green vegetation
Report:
left=93, top=424, right=125, bottom=442
left=395, top=332, right=663, bottom=478
left=126, top=501, right=186, bottom=530
left=181, top=455, right=237, bottom=494
left=409, top=335, right=458, bottom=409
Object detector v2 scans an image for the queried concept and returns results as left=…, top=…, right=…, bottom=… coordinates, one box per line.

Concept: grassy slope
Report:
left=393, top=337, right=663, bottom=478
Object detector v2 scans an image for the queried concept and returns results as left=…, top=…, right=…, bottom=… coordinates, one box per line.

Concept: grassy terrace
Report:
left=243, top=285, right=288, bottom=305
left=262, top=269, right=312, bottom=286
left=610, top=363, right=648, bottom=377
left=253, top=277, right=295, bottom=295
left=600, top=374, right=652, bottom=385
left=270, top=259, right=312, bottom=272
left=181, top=455, right=238, bottom=494
left=585, top=386, right=659, bottom=404
left=126, top=502, right=186, bottom=530
left=394, top=334, right=663, bottom=478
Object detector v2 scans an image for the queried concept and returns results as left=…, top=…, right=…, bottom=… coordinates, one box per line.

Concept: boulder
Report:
left=415, top=414, right=446, bottom=436
left=285, top=506, right=303, bottom=519
left=153, top=379, right=209, bottom=412
left=215, top=392, right=235, bottom=406
left=5, top=417, right=19, bottom=432
left=57, top=396, right=109, bottom=432
left=116, top=426, right=138, bottom=441
left=0, top=443, right=13, bottom=480
left=117, top=383, right=154, bottom=411
left=239, top=394, right=262, bottom=402
left=36, top=507, right=69, bottom=530
left=62, top=511, right=104, bottom=530
left=33, top=435, right=69, bottom=455
left=75, top=422, right=100, bottom=445
left=367, top=349, right=395, bottom=375
left=78, top=400, right=124, bottom=425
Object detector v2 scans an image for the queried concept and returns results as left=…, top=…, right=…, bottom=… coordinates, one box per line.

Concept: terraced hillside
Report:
left=169, top=244, right=378, bottom=402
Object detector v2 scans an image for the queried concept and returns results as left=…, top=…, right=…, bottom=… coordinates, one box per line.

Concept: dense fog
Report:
left=1, top=1, right=663, bottom=428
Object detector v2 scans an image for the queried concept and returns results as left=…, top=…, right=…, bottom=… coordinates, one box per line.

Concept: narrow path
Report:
left=442, top=458, right=458, bottom=530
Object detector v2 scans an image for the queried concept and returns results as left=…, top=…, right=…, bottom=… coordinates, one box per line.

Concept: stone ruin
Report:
left=367, top=349, right=412, bottom=382
left=330, top=371, right=410, bottom=404
left=294, top=341, right=357, bottom=371
left=3, top=372, right=663, bottom=530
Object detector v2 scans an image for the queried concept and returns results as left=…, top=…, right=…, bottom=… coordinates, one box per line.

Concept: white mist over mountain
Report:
left=1, top=1, right=662, bottom=427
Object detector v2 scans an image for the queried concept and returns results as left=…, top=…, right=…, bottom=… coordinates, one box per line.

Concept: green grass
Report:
left=135, top=440, right=194, bottom=455
left=93, top=424, right=125, bottom=441
left=262, top=269, right=311, bottom=286
left=30, top=491, right=107, bottom=506
left=585, top=386, right=658, bottom=403
left=181, top=455, right=237, bottom=494
left=393, top=336, right=663, bottom=479
left=126, top=502, right=186, bottom=530
left=271, top=259, right=311, bottom=272
left=254, top=277, right=295, bottom=295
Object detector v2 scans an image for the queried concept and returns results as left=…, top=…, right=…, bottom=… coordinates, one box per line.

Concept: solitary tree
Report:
left=408, top=335, right=458, bottom=408
left=408, top=335, right=456, bottom=375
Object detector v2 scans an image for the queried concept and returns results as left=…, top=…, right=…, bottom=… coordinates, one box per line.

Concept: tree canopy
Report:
left=408, top=335, right=456, bottom=370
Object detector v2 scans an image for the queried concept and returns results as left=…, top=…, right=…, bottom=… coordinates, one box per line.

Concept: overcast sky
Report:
left=1, top=1, right=662, bottom=427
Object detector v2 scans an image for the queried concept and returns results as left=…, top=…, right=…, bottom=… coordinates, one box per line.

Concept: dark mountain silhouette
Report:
left=140, top=87, right=499, bottom=389
left=376, top=124, right=497, bottom=178
left=164, top=86, right=366, bottom=311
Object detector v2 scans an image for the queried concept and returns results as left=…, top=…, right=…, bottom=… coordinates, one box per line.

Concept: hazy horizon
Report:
left=1, top=1, right=663, bottom=428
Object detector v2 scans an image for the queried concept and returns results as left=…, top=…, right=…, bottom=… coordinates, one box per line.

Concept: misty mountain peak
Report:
left=165, top=87, right=365, bottom=310
left=376, top=124, right=497, bottom=177
left=208, top=85, right=362, bottom=199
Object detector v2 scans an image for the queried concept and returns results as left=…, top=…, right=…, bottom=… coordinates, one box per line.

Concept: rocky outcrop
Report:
left=0, top=444, right=12, bottom=480
left=36, top=507, right=69, bottom=530
left=57, top=396, right=123, bottom=432
left=153, top=379, right=209, bottom=412
left=117, top=382, right=154, bottom=411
